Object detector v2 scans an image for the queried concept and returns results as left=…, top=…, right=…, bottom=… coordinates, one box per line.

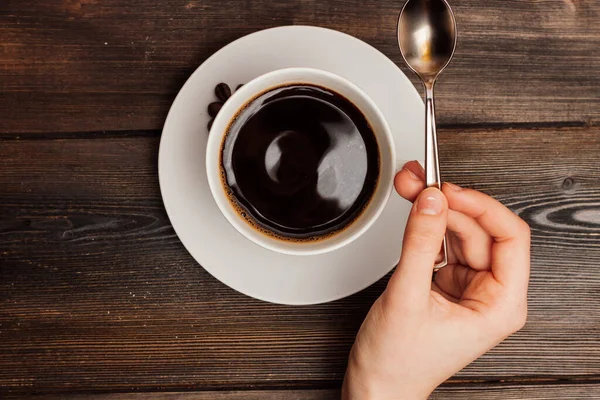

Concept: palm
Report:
left=430, top=230, right=496, bottom=308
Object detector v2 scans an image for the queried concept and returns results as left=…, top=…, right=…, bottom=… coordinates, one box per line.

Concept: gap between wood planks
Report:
left=3, top=375, right=600, bottom=398
left=0, top=120, right=595, bottom=141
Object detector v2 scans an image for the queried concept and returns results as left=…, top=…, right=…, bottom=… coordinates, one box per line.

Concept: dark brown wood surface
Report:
left=2, top=0, right=600, bottom=134
left=1, top=0, right=599, bottom=398
left=4, top=383, right=600, bottom=399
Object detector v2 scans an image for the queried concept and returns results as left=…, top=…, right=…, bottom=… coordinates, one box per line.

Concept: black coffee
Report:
left=220, top=84, right=380, bottom=241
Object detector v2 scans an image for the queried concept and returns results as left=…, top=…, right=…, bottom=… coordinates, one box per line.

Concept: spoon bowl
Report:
left=398, top=0, right=457, bottom=84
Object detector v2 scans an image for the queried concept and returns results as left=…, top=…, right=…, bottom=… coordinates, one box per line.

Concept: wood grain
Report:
left=5, top=383, right=600, bottom=399
left=6, top=383, right=600, bottom=400
left=3, top=390, right=340, bottom=400
left=1, top=126, right=599, bottom=394
left=2, top=0, right=600, bottom=133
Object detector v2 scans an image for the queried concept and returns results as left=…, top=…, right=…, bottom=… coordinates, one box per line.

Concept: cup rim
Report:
left=206, top=67, right=396, bottom=256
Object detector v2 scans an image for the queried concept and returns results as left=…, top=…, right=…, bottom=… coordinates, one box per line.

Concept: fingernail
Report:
left=416, top=161, right=425, bottom=175
left=404, top=168, right=420, bottom=181
left=444, top=182, right=463, bottom=191
left=417, top=189, right=443, bottom=215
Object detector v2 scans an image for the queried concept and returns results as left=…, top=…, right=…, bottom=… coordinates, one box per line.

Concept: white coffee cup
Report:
left=206, top=67, right=396, bottom=256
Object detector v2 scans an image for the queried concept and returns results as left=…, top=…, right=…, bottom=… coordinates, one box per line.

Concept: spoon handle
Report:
left=425, top=84, right=448, bottom=269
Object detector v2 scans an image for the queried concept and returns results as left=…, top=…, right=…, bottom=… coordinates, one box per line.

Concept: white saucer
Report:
left=159, top=26, right=424, bottom=305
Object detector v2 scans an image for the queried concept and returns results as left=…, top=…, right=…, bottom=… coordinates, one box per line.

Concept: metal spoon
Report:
left=397, top=0, right=457, bottom=269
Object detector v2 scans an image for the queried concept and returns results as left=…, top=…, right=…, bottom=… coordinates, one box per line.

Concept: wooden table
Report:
left=1, top=1, right=599, bottom=398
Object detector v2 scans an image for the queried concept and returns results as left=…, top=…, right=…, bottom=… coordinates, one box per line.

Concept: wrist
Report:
left=343, top=361, right=428, bottom=400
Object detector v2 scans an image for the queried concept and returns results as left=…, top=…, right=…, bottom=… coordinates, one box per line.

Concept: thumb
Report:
left=389, top=187, right=448, bottom=302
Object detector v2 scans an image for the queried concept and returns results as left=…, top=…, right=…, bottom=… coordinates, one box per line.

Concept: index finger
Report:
left=394, top=161, right=426, bottom=202
left=442, top=183, right=530, bottom=289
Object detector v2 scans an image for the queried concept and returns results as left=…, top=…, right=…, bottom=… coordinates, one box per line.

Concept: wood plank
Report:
left=3, top=383, right=600, bottom=399
left=2, top=390, right=339, bottom=400
left=434, top=383, right=600, bottom=400
left=2, top=0, right=600, bottom=133
left=1, top=126, right=600, bottom=394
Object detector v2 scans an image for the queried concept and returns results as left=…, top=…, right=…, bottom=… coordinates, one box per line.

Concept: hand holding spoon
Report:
left=398, top=0, right=457, bottom=269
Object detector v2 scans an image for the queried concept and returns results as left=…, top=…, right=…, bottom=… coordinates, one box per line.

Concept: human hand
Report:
left=342, top=161, right=531, bottom=400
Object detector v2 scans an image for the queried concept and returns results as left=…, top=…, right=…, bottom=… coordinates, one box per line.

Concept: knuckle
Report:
left=484, top=289, right=529, bottom=336
left=403, top=230, right=441, bottom=254
left=497, top=300, right=528, bottom=334
left=510, top=306, right=528, bottom=332
left=452, top=228, right=470, bottom=242
left=518, top=219, right=531, bottom=238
